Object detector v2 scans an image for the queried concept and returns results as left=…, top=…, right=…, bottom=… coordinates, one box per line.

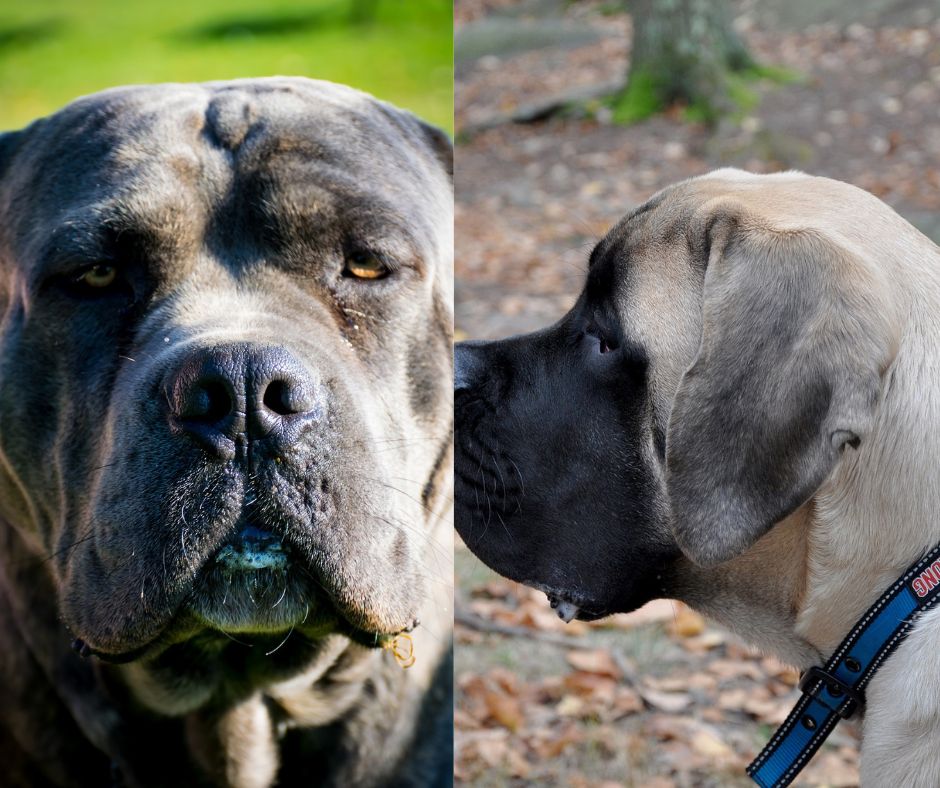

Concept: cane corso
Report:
left=455, top=169, right=940, bottom=784
left=0, top=78, right=453, bottom=788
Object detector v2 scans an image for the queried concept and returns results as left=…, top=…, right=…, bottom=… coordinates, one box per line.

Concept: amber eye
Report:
left=344, top=251, right=389, bottom=280
left=77, top=264, right=118, bottom=289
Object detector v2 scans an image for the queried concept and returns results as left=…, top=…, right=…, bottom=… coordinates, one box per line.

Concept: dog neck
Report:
left=798, top=235, right=940, bottom=657
left=671, top=506, right=821, bottom=669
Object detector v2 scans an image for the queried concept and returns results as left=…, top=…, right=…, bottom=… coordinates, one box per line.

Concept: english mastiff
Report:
left=455, top=169, right=940, bottom=785
left=0, top=78, right=453, bottom=787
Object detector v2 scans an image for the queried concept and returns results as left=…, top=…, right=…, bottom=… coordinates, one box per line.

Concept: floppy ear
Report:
left=403, top=111, right=452, bottom=180
left=376, top=101, right=453, bottom=181
left=665, top=205, right=898, bottom=566
left=414, top=119, right=452, bottom=180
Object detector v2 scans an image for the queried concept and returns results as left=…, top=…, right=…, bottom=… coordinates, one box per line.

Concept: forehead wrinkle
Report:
left=36, top=215, right=108, bottom=266
left=107, top=191, right=202, bottom=260
left=270, top=184, right=425, bottom=257
left=31, top=190, right=201, bottom=282
left=261, top=147, right=438, bottom=227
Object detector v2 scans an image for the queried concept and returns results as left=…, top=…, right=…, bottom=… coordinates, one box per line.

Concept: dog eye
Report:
left=585, top=322, right=618, bottom=354
left=343, top=251, right=390, bottom=280
left=75, top=264, right=119, bottom=290
left=52, top=262, right=135, bottom=302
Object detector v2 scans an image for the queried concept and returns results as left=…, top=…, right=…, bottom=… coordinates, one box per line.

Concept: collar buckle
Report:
left=798, top=666, right=863, bottom=718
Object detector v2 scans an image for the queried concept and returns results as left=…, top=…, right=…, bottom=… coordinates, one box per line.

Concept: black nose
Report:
left=454, top=341, right=489, bottom=392
left=166, top=344, right=321, bottom=460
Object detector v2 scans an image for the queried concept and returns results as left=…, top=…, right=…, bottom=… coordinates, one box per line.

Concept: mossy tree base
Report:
left=612, top=0, right=758, bottom=125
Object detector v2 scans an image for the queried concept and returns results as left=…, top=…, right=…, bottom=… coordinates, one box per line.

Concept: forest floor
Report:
left=454, top=0, right=940, bottom=785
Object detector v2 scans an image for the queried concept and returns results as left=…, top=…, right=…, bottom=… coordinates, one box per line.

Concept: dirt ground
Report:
left=454, top=1, right=940, bottom=785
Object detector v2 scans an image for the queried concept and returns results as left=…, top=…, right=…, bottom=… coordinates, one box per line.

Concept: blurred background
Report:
left=0, top=0, right=453, bottom=131
left=454, top=1, right=940, bottom=786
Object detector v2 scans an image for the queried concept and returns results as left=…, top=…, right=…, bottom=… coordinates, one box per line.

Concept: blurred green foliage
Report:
left=0, top=0, right=453, bottom=131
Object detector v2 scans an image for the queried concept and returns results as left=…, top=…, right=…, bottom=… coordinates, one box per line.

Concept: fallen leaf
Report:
left=454, top=708, right=482, bottom=731
left=613, top=687, right=644, bottom=716
left=717, top=688, right=753, bottom=710
left=645, top=714, right=691, bottom=741
left=680, top=630, right=726, bottom=653
left=565, top=649, right=622, bottom=679
left=640, top=688, right=693, bottom=713
left=505, top=746, right=531, bottom=778
left=488, top=666, right=520, bottom=696
left=564, top=671, right=618, bottom=700
left=645, top=676, right=693, bottom=693
left=743, top=696, right=794, bottom=724
left=690, top=728, right=736, bottom=760
left=668, top=604, right=706, bottom=637
left=483, top=689, right=524, bottom=732
left=708, top=658, right=765, bottom=681
left=529, top=726, right=582, bottom=758
left=556, top=694, right=586, bottom=717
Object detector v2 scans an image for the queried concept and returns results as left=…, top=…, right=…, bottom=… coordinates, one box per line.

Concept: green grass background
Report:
left=0, top=0, right=453, bottom=132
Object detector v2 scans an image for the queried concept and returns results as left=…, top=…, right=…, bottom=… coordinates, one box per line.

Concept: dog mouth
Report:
left=547, top=593, right=581, bottom=623
left=76, top=519, right=419, bottom=665
left=187, top=522, right=323, bottom=636
left=190, top=520, right=420, bottom=645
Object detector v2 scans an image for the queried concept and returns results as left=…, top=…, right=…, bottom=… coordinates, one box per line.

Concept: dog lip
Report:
left=544, top=592, right=579, bottom=622
left=538, top=584, right=605, bottom=622
left=71, top=637, right=160, bottom=665
left=339, top=617, right=421, bottom=649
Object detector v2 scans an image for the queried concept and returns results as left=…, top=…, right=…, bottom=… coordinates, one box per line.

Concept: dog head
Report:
left=455, top=169, right=899, bottom=625
left=0, top=79, right=453, bottom=709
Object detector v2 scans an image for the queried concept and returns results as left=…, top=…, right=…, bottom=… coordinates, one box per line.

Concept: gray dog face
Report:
left=0, top=79, right=452, bottom=705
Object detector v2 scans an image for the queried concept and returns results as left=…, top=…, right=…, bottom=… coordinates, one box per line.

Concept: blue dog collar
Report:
left=747, top=540, right=940, bottom=787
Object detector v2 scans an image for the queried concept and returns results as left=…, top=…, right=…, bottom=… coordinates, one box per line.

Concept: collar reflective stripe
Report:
left=747, top=541, right=940, bottom=788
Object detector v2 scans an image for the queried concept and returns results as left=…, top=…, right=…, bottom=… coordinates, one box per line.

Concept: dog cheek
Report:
left=406, top=294, right=452, bottom=422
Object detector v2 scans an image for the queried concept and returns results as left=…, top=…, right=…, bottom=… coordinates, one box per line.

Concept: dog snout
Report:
left=166, top=344, right=321, bottom=459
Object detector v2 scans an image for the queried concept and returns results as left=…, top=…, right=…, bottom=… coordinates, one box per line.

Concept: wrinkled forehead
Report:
left=6, top=80, right=449, bottom=269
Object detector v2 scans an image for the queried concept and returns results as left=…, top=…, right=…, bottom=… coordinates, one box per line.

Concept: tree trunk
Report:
left=618, top=0, right=753, bottom=122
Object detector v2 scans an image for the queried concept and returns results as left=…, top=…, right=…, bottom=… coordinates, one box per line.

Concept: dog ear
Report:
left=665, top=203, right=898, bottom=567
left=414, top=119, right=452, bottom=180
left=381, top=104, right=452, bottom=181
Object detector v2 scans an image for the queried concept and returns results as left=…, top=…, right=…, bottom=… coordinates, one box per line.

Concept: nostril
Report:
left=167, top=346, right=319, bottom=456
left=184, top=379, right=233, bottom=422
left=262, top=379, right=296, bottom=416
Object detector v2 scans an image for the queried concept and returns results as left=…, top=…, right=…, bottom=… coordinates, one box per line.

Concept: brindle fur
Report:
left=0, top=79, right=453, bottom=787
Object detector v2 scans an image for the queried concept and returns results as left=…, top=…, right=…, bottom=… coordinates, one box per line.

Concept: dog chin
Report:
left=533, top=584, right=609, bottom=623
left=186, top=564, right=330, bottom=635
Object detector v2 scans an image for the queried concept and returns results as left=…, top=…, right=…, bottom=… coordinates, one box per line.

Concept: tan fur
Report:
left=627, top=169, right=940, bottom=784
left=185, top=697, right=278, bottom=788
